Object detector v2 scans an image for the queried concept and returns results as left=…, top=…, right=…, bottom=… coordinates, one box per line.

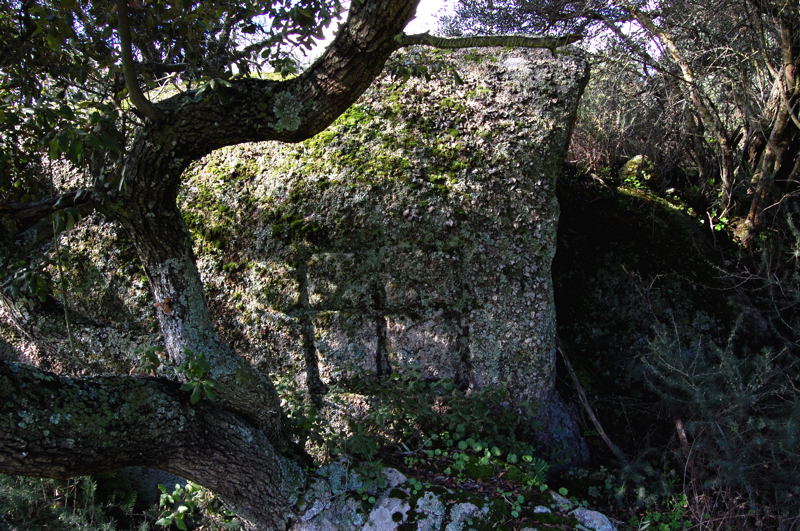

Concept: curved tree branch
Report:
left=94, top=0, right=424, bottom=449
left=115, top=0, right=161, bottom=121
left=0, top=360, right=302, bottom=529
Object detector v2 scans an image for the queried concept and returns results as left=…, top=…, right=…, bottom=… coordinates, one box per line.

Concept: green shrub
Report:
left=637, top=321, right=800, bottom=527
left=156, top=481, right=241, bottom=530
left=0, top=474, right=132, bottom=529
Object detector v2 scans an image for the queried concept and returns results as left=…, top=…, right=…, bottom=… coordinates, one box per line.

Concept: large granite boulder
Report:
left=183, top=46, right=590, bottom=456
left=1, top=46, right=590, bottom=458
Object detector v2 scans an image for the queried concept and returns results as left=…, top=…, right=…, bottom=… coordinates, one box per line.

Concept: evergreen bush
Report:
left=637, top=319, right=800, bottom=527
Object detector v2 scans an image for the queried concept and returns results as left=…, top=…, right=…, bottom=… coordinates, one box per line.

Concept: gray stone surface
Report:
left=291, top=462, right=617, bottom=531
left=188, top=47, right=588, bottom=451
left=571, top=507, right=618, bottom=531
left=445, top=502, right=484, bottom=531
left=415, top=491, right=446, bottom=530
left=364, top=497, right=410, bottom=530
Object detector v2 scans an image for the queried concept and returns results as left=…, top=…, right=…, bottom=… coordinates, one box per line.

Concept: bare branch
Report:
left=557, top=338, right=629, bottom=465
left=115, top=0, right=161, bottom=121
left=396, top=32, right=582, bottom=51
left=0, top=189, right=95, bottom=221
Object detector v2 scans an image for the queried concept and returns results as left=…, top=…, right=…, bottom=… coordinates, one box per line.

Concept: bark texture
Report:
left=0, top=360, right=301, bottom=529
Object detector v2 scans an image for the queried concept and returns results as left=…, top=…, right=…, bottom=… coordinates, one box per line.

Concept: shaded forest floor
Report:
left=553, top=168, right=798, bottom=529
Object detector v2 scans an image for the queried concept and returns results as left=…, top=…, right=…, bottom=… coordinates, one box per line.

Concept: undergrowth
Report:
left=0, top=474, right=143, bottom=529
left=278, top=372, right=610, bottom=526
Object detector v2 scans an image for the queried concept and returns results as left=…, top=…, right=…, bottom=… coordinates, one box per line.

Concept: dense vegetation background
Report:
left=1, top=0, right=798, bottom=529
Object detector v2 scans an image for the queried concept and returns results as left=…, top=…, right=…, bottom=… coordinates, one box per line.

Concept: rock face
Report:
left=1, top=47, right=590, bottom=456
left=181, top=47, right=589, bottom=452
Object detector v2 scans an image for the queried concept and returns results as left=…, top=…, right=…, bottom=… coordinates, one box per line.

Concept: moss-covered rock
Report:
left=179, top=49, right=589, bottom=453
left=291, top=460, right=610, bottom=530
left=3, top=47, right=589, bottom=456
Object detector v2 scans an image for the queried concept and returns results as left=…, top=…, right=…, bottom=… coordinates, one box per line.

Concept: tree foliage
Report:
left=446, top=0, right=800, bottom=243
left=0, top=0, right=344, bottom=202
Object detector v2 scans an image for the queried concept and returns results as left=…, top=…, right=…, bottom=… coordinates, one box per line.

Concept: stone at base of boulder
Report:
left=291, top=460, right=617, bottom=531
left=571, top=508, right=617, bottom=531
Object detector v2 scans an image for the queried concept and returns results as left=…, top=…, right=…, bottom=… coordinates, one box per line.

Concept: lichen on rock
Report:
left=177, top=46, right=590, bottom=456
left=4, top=47, right=591, bottom=461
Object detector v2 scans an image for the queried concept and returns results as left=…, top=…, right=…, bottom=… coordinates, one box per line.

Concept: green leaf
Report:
left=64, top=209, right=77, bottom=231
left=204, top=385, right=216, bottom=400
left=67, top=138, right=83, bottom=163
left=190, top=384, right=202, bottom=404
left=52, top=212, right=65, bottom=234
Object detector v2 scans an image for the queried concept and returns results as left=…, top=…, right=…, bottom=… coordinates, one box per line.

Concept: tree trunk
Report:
left=745, top=14, right=799, bottom=243
left=106, top=0, right=424, bottom=438
left=3, top=2, right=422, bottom=526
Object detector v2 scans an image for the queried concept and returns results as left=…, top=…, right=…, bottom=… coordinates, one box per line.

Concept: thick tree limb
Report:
left=126, top=0, right=421, bottom=157
left=396, top=32, right=583, bottom=51
left=115, top=0, right=161, bottom=121
left=0, top=360, right=302, bottom=529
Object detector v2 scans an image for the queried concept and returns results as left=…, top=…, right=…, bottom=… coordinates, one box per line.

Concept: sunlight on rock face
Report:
left=182, top=48, right=588, bottom=410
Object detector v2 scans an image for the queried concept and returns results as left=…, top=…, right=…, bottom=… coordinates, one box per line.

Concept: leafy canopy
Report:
left=0, top=0, right=343, bottom=202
